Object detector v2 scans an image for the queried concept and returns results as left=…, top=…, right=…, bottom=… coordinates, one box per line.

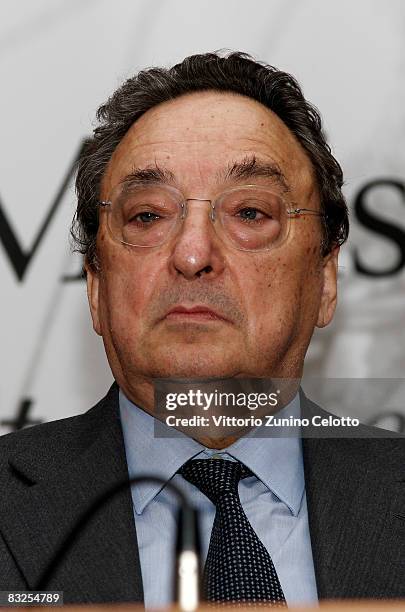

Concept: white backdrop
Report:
left=1, top=0, right=404, bottom=435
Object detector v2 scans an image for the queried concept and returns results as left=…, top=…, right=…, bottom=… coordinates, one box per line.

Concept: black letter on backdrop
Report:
left=0, top=140, right=86, bottom=281
left=0, top=398, right=42, bottom=431
left=354, top=179, right=405, bottom=277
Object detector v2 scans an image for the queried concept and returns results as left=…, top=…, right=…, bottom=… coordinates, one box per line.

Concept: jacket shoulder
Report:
left=302, top=391, right=405, bottom=440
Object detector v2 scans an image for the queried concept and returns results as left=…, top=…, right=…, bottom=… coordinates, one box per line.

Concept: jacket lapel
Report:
left=0, top=385, right=144, bottom=604
left=302, top=395, right=405, bottom=599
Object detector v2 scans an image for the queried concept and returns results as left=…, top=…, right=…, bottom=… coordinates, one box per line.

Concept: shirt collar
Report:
left=119, top=389, right=304, bottom=517
left=119, top=389, right=204, bottom=515
left=218, top=393, right=304, bottom=516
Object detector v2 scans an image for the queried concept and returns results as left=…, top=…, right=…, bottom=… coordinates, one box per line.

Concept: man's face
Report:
left=86, top=91, right=338, bottom=408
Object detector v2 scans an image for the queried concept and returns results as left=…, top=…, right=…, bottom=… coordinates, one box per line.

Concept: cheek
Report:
left=97, top=247, right=163, bottom=334
left=242, top=245, right=323, bottom=336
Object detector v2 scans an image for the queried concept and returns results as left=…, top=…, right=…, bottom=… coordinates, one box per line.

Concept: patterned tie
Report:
left=179, top=458, right=286, bottom=606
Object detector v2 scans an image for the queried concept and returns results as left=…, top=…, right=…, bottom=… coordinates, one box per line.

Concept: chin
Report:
left=137, top=336, right=235, bottom=375
left=160, top=364, right=234, bottom=380
left=148, top=351, right=239, bottom=380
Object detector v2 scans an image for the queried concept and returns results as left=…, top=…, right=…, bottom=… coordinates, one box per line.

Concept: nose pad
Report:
left=178, top=199, right=216, bottom=240
left=170, top=198, right=225, bottom=280
left=182, top=198, right=216, bottom=223
left=172, top=200, right=216, bottom=260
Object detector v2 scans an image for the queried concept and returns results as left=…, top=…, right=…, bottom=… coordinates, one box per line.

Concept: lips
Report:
left=164, top=305, right=228, bottom=322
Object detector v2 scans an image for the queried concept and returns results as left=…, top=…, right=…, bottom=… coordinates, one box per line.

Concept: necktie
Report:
left=179, top=458, right=286, bottom=606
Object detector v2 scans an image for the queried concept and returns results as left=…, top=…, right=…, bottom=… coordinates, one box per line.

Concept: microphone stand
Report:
left=35, top=475, right=201, bottom=611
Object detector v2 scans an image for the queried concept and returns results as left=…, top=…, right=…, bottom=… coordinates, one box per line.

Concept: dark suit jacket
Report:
left=1, top=383, right=405, bottom=604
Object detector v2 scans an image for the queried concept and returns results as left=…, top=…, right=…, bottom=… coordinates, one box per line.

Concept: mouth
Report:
left=163, top=305, right=230, bottom=323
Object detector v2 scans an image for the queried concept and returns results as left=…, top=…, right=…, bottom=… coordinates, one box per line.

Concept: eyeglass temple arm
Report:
left=287, top=208, right=326, bottom=217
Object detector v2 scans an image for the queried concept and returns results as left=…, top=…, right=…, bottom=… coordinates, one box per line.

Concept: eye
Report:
left=236, top=207, right=267, bottom=221
left=130, top=211, right=161, bottom=224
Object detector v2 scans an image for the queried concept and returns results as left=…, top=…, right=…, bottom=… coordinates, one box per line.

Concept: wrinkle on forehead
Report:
left=101, top=91, right=318, bottom=206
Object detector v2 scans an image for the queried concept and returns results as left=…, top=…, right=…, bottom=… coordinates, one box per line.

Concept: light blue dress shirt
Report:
left=119, top=389, right=318, bottom=608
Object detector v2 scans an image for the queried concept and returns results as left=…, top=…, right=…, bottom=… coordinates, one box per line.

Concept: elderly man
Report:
left=1, top=52, right=404, bottom=608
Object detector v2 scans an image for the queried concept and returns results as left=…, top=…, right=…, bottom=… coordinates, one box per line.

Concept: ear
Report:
left=85, top=262, right=102, bottom=336
left=316, top=245, right=340, bottom=328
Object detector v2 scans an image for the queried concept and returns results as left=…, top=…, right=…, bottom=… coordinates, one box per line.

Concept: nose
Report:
left=169, top=199, right=225, bottom=280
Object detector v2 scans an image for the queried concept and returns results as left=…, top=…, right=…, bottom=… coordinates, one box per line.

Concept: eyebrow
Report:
left=119, top=155, right=290, bottom=194
left=120, top=165, right=175, bottom=189
left=221, top=155, right=291, bottom=193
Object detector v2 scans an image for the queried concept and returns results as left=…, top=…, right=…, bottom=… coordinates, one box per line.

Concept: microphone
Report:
left=175, top=504, right=201, bottom=611
left=35, top=475, right=201, bottom=611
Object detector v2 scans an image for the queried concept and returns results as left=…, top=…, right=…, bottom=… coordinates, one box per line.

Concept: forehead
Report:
left=101, top=90, right=317, bottom=198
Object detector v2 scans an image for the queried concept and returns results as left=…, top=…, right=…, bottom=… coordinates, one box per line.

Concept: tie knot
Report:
left=179, top=458, right=251, bottom=505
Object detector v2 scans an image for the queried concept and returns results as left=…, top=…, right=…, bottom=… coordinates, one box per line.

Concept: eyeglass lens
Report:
left=107, top=184, right=288, bottom=251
